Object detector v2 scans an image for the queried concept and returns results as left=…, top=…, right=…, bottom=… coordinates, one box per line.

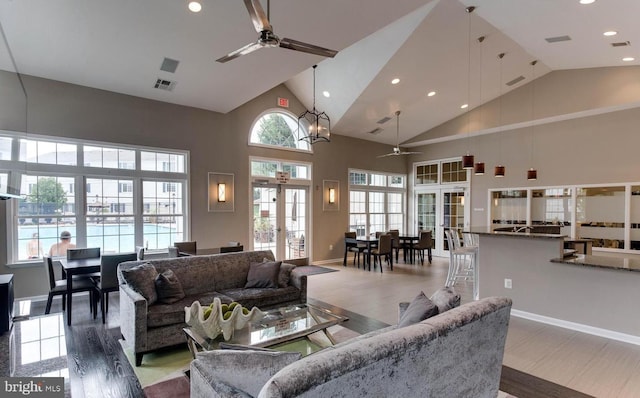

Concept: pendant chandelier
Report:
left=461, top=6, right=475, bottom=169
left=474, top=35, right=486, bottom=176
left=494, top=52, right=506, bottom=178
left=298, top=65, right=331, bottom=144
left=527, top=60, right=538, bottom=181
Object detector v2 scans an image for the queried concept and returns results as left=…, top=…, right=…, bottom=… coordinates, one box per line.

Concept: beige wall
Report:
left=0, top=74, right=404, bottom=298
left=406, top=66, right=640, bottom=228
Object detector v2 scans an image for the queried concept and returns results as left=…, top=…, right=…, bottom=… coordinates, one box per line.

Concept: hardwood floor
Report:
left=310, top=256, right=640, bottom=398
left=10, top=254, right=639, bottom=397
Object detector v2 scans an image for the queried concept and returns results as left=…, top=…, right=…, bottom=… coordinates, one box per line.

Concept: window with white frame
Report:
left=2, top=131, right=189, bottom=263
left=348, top=169, right=406, bottom=236
left=249, top=110, right=311, bottom=152
left=415, top=160, right=467, bottom=185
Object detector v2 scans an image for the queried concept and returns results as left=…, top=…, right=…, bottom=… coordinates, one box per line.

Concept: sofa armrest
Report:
left=190, top=350, right=301, bottom=398
left=289, top=270, right=307, bottom=303
left=119, top=283, right=149, bottom=352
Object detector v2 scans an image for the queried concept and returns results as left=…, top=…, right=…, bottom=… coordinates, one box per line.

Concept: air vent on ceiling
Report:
left=506, top=75, right=525, bottom=86
left=611, top=41, right=631, bottom=47
left=545, top=35, right=571, bottom=43
left=377, top=116, right=392, bottom=124
left=160, top=57, right=180, bottom=73
left=366, top=127, right=383, bottom=135
left=154, top=78, right=176, bottom=91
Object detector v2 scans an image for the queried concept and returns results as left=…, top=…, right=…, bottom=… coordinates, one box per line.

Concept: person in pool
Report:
left=48, top=230, right=77, bottom=257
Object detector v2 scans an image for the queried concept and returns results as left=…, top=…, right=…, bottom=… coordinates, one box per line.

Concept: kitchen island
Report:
left=467, top=227, right=640, bottom=344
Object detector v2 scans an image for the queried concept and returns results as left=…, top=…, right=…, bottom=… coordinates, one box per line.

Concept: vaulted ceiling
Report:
left=1, top=0, right=638, bottom=147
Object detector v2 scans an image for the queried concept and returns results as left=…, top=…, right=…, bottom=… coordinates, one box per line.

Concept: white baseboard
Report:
left=511, top=309, right=640, bottom=346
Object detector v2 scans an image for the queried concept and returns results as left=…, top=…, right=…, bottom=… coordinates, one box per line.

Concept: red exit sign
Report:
left=278, top=97, right=289, bottom=108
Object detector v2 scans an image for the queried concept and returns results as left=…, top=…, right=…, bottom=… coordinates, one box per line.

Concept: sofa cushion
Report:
left=155, top=269, right=186, bottom=304
left=220, top=286, right=300, bottom=309
left=147, top=292, right=233, bottom=328
left=120, top=263, right=159, bottom=304
left=430, top=286, right=461, bottom=314
left=192, top=350, right=301, bottom=397
left=278, top=262, right=296, bottom=288
left=245, top=261, right=282, bottom=289
left=398, top=291, right=439, bottom=328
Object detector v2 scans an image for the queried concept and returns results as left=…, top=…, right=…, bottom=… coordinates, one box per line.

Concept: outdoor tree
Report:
left=257, top=114, right=296, bottom=148
left=27, top=177, right=67, bottom=213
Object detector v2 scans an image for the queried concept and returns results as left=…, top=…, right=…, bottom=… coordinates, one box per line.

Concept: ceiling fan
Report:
left=216, top=0, right=339, bottom=63
left=378, top=111, right=422, bottom=158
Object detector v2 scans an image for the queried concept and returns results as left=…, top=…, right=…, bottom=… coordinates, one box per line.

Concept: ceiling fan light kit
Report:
left=216, top=0, right=338, bottom=63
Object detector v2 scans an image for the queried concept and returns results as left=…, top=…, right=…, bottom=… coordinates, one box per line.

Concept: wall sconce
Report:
left=218, top=183, right=226, bottom=202
left=323, top=180, right=339, bottom=211
left=209, top=172, right=234, bottom=212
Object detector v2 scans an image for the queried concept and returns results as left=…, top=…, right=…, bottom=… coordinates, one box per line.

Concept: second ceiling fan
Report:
left=378, top=111, right=422, bottom=157
left=216, top=0, right=339, bottom=63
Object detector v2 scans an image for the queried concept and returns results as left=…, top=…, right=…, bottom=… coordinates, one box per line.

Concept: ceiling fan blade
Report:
left=244, top=0, right=272, bottom=33
left=279, top=37, right=338, bottom=58
left=377, top=153, right=398, bottom=158
left=216, top=41, right=263, bottom=63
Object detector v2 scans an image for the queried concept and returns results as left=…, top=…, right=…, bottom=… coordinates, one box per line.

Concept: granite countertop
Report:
left=464, top=227, right=565, bottom=240
left=551, top=254, right=640, bottom=272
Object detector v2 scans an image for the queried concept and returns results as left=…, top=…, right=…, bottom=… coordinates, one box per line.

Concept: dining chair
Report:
left=44, top=256, right=96, bottom=315
left=344, top=232, right=365, bottom=268
left=388, top=229, right=400, bottom=262
left=366, top=233, right=392, bottom=272
left=93, top=252, right=137, bottom=323
left=136, top=246, right=145, bottom=260
left=412, top=230, right=433, bottom=265
left=174, top=241, right=197, bottom=256
left=67, top=247, right=101, bottom=260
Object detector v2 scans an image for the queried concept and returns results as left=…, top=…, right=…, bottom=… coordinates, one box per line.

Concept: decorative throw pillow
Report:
left=155, top=269, right=186, bottom=304
left=398, top=291, right=439, bottom=328
left=430, top=286, right=461, bottom=314
left=278, top=262, right=296, bottom=288
left=120, top=263, right=159, bottom=304
left=245, top=261, right=282, bottom=288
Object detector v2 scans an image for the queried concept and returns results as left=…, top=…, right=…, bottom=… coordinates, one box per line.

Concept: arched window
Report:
left=250, top=110, right=310, bottom=152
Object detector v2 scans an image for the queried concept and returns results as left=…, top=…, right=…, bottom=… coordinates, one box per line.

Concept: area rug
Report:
left=119, top=340, right=193, bottom=388
left=294, top=265, right=339, bottom=276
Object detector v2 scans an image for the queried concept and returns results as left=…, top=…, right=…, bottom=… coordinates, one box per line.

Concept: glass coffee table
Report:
left=183, top=303, right=348, bottom=358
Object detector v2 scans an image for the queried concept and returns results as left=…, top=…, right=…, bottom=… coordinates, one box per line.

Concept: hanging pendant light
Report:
left=494, top=52, right=506, bottom=178
left=298, top=65, right=331, bottom=144
left=462, top=6, right=475, bottom=169
left=474, top=35, right=486, bottom=176
left=527, top=60, right=538, bottom=181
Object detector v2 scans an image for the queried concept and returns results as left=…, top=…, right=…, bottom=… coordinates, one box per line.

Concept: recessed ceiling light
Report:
left=391, top=78, right=400, bottom=85
left=461, top=104, right=469, bottom=109
left=579, top=0, right=595, bottom=4
left=427, top=91, right=436, bottom=97
left=322, top=91, right=330, bottom=98
left=603, top=31, right=618, bottom=37
left=188, top=1, right=202, bottom=12
left=622, top=57, right=635, bottom=62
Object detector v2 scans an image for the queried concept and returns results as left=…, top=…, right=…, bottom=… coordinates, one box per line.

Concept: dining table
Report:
left=58, top=257, right=101, bottom=325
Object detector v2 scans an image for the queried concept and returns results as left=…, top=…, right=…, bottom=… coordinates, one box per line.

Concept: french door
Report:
left=415, top=187, right=468, bottom=256
left=251, top=184, right=308, bottom=260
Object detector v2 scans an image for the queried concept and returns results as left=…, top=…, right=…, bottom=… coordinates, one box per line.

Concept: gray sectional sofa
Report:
left=190, top=295, right=512, bottom=398
left=117, top=250, right=307, bottom=366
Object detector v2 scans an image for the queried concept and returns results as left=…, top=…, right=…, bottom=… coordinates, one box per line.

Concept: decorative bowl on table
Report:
left=185, top=298, right=265, bottom=341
